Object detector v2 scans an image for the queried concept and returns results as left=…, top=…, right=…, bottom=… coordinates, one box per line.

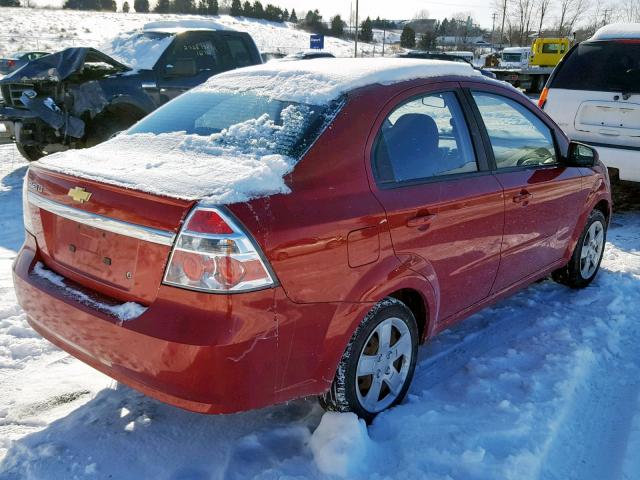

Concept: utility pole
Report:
left=354, top=0, right=359, bottom=58
left=603, top=8, right=611, bottom=26
left=491, top=12, right=497, bottom=52
left=499, top=0, right=506, bottom=50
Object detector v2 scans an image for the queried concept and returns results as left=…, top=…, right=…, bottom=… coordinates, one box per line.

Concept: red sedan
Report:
left=13, top=59, right=611, bottom=421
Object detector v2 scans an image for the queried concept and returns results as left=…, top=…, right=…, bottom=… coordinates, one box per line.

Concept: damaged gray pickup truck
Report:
left=0, top=24, right=262, bottom=161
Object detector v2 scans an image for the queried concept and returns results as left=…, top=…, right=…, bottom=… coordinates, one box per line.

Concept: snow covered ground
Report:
left=2, top=142, right=640, bottom=479
left=0, top=7, right=388, bottom=60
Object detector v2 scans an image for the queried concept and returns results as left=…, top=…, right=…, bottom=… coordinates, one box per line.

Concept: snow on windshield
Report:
left=100, top=31, right=174, bottom=70
left=39, top=102, right=335, bottom=204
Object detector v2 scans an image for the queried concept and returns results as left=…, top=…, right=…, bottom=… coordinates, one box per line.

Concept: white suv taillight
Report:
left=163, top=207, right=276, bottom=293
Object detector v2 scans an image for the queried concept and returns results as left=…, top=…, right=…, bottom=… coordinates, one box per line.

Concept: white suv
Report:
left=540, top=24, right=640, bottom=182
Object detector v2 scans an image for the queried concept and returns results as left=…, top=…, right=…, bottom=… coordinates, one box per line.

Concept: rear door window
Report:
left=373, top=91, right=478, bottom=184
left=551, top=41, right=640, bottom=93
left=164, top=33, right=221, bottom=73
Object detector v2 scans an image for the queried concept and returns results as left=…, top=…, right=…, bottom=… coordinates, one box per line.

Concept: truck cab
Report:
left=530, top=38, right=570, bottom=67
left=499, top=47, right=531, bottom=68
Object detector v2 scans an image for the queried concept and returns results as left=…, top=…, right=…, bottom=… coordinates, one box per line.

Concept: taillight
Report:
left=22, top=173, right=35, bottom=234
left=538, top=87, right=549, bottom=109
left=7, top=60, right=15, bottom=68
left=163, top=206, right=276, bottom=293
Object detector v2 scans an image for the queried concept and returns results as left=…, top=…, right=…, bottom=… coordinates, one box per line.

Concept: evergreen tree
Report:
left=400, top=25, right=416, bottom=48
left=242, top=0, right=251, bottom=16
left=122, top=0, right=129, bottom=11
left=197, top=0, right=205, bottom=14
left=133, top=0, right=148, bottom=12
left=264, top=4, right=283, bottom=21
left=206, top=0, right=217, bottom=15
left=439, top=18, right=449, bottom=36
left=173, top=0, right=194, bottom=13
left=0, top=0, right=21, bottom=6
left=154, top=0, right=170, bottom=13
left=360, top=16, right=373, bottom=42
left=289, top=7, right=296, bottom=22
left=99, top=0, right=116, bottom=10
left=252, top=0, right=263, bottom=18
left=230, top=0, right=241, bottom=16
left=282, top=8, right=288, bottom=21
left=330, top=14, right=344, bottom=37
left=417, top=31, right=437, bottom=50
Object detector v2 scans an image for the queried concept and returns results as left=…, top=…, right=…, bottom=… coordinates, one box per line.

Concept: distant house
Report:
left=406, top=19, right=437, bottom=34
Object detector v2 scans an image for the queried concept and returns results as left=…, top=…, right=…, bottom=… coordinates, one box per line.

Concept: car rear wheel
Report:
left=319, top=298, right=419, bottom=422
left=16, top=142, right=45, bottom=162
left=552, top=209, right=607, bottom=288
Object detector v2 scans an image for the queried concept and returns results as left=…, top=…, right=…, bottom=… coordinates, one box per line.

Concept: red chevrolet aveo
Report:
left=13, top=59, right=611, bottom=421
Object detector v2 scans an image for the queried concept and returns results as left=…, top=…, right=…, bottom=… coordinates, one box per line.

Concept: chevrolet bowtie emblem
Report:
left=67, top=187, right=92, bottom=204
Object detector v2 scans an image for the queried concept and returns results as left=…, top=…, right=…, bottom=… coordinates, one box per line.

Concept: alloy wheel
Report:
left=355, top=316, right=413, bottom=413
left=580, top=220, right=604, bottom=279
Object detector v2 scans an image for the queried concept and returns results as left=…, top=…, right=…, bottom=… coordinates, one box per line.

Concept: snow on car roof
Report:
left=590, top=23, right=640, bottom=40
left=199, top=57, right=482, bottom=105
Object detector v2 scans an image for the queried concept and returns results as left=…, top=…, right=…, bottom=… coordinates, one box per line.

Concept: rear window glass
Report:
left=128, top=90, right=341, bottom=158
left=224, top=37, right=253, bottom=67
left=552, top=41, right=640, bottom=93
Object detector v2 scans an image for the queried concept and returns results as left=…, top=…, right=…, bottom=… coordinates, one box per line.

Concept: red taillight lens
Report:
left=163, top=207, right=275, bottom=293
left=7, top=60, right=15, bottom=67
left=186, top=210, right=233, bottom=234
left=538, top=87, right=549, bottom=109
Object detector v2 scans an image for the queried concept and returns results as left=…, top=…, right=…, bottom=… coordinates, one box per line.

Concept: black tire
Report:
left=16, top=143, right=45, bottom=162
left=319, top=298, right=419, bottom=423
left=84, top=112, right=137, bottom=148
left=552, top=209, right=607, bottom=289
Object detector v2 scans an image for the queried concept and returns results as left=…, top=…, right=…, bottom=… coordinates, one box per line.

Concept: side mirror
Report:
left=567, top=141, right=598, bottom=167
left=163, top=59, right=197, bottom=77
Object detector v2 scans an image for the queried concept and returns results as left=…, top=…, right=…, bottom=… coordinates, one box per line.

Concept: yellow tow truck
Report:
left=487, top=37, right=571, bottom=93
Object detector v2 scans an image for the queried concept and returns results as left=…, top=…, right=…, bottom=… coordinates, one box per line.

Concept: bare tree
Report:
left=537, top=0, right=552, bottom=34
left=413, top=9, right=430, bottom=20
left=557, top=0, right=590, bottom=37
left=494, top=0, right=509, bottom=47
left=618, top=0, right=640, bottom=22
left=510, top=0, right=537, bottom=45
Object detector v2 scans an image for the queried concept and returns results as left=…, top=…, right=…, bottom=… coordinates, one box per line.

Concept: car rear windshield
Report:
left=128, top=90, right=339, bottom=158
left=551, top=40, right=640, bottom=93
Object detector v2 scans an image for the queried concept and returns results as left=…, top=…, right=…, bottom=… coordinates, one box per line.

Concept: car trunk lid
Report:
left=25, top=166, right=194, bottom=304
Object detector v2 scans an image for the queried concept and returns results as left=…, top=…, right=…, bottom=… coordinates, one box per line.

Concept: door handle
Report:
left=513, top=190, right=533, bottom=204
left=407, top=213, right=436, bottom=228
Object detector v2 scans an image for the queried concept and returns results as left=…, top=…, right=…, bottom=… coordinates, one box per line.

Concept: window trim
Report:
left=370, top=87, right=490, bottom=189
left=463, top=88, right=562, bottom=172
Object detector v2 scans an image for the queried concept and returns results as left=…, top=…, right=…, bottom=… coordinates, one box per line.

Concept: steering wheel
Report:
left=516, top=147, right=554, bottom=166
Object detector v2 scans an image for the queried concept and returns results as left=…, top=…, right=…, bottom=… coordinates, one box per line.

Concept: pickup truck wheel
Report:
left=16, top=143, right=45, bottom=162
left=319, top=298, right=418, bottom=423
left=552, top=209, right=607, bottom=289
left=85, top=112, right=138, bottom=148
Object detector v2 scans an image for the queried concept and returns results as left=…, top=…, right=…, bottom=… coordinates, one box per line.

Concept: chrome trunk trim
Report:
left=28, top=192, right=176, bottom=246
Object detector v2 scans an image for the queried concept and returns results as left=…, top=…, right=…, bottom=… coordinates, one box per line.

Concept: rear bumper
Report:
left=12, top=233, right=295, bottom=414
left=590, top=144, right=640, bottom=182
